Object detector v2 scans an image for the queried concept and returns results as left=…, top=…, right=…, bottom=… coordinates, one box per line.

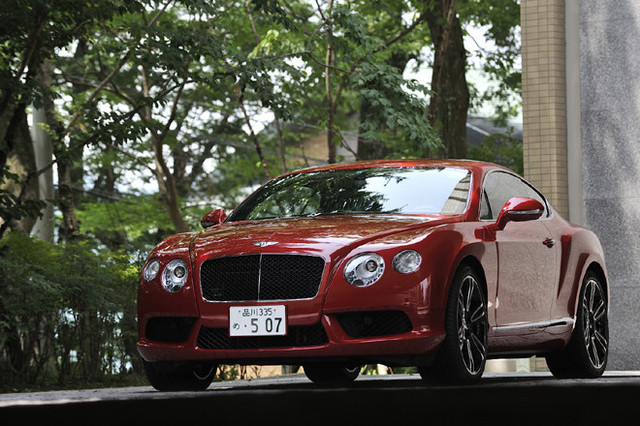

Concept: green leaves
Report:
left=352, top=61, right=439, bottom=156
left=0, top=0, right=524, bottom=390
left=0, top=231, right=140, bottom=389
left=460, top=0, right=521, bottom=122
left=468, top=131, right=523, bottom=175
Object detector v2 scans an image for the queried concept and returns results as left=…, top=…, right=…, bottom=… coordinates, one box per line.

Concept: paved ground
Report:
left=2, top=372, right=640, bottom=425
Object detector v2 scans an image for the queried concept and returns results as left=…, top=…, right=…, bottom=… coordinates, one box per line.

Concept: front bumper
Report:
left=137, top=309, right=445, bottom=366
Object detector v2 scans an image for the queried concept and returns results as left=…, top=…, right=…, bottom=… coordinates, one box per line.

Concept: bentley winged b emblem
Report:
left=252, top=241, right=278, bottom=247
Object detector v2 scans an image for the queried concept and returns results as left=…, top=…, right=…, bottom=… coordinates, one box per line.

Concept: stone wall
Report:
left=578, top=0, right=640, bottom=370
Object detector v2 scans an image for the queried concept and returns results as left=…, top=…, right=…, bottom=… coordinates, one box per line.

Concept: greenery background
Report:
left=0, top=0, right=520, bottom=391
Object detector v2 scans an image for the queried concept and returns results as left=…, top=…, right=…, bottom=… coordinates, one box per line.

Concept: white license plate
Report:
left=229, top=305, right=287, bottom=337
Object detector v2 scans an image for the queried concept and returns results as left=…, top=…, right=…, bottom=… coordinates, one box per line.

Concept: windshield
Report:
left=227, top=167, right=472, bottom=221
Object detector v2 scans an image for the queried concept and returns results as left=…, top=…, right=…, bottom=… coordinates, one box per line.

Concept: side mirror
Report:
left=476, top=197, right=545, bottom=241
left=201, top=208, right=227, bottom=228
left=493, top=197, right=545, bottom=230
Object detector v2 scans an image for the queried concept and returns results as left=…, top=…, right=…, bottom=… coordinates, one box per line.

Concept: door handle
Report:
left=543, top=238, right=556, bottom=248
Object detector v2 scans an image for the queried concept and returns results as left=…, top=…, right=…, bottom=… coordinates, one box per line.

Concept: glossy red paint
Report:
left=137, top=159, right=609, bottom=379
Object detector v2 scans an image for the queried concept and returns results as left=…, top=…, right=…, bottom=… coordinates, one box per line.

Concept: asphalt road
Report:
left=2, top=372, right=639, bottom=425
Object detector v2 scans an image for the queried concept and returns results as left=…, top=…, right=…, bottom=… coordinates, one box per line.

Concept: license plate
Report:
left=229, top=305, right=287, bottom=336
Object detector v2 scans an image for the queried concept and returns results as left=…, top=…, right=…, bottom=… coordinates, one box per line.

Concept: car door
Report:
left=480, top=171, right=559, bottom=331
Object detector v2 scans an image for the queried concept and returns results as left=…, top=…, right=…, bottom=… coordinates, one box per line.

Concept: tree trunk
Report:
left=1, top=103, right=39, bottom=235
left=426, top=1, right=469, bottom=159
left=141, top=67, right=190, bottom=233
left=275, top=116, right=287, bottom=173
left=39, top=62, right=82, bottom=241
left=55, top=153, right=81, bottom=240
left=0, top=46, right=42, bottom=237
left=233, top=82, right=272, bottom=180
left=151, top=132, right=190, bottom=233
left=325, top=0, right=337, bottom=164
left=30, top=104, right=55, bottom=242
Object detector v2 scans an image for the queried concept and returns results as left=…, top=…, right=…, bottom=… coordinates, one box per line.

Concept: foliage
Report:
left=0, top=231, right=140, bottom=391
left=460, top=0, right=522, bottom=125
left=0, top=0, right=521, bottom=390
left=468, top=132, right=523, bottom=175
left=77, top=194, right=175, bottom=252
left=0, top=171, right=46, bottom=232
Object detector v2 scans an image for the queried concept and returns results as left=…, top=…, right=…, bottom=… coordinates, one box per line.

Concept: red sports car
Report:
left=137, top=159, right=609, bottom=390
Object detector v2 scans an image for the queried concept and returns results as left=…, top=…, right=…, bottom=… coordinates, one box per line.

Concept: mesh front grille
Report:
left=196, top=324, right=328, bottom=350
left=200, top=254, right=325, bottom=302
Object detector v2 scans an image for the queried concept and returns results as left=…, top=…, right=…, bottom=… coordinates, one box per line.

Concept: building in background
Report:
left=522, top=0, right=640, bottom=370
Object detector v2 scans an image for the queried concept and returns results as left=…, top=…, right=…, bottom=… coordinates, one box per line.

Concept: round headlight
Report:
left=143, top=259, right=160, bottom=282
left=343, top=253, right=385, bottom=287
left=162, top=259, right=189, bottom=293
left=392, top=250, right=421, bottom=274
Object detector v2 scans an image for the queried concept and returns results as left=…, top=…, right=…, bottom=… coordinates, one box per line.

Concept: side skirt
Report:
left=493, top=317, right=574, bottom=333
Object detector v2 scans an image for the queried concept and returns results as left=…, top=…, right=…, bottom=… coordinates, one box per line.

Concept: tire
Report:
left=546, top=271, right=608, bottom=378
left=143, top=360, right=217, bottom=391
left=303, top=363, right=361, bottom=384
left=420, top=265, right=487, bottom=384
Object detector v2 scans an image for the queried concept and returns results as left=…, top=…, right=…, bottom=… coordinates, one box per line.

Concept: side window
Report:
left=480, top=171, right=548, bottom=221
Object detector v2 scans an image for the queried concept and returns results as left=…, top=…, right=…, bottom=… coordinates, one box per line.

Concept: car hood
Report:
left=189, top=214, right=461, bottom=261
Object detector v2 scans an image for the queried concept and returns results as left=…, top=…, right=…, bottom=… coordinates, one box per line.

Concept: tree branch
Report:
left=62, top=0, right=175, bottom=138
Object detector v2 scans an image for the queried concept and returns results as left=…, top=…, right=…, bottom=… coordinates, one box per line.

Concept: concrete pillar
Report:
left=521, top=0, right=569, bottom=217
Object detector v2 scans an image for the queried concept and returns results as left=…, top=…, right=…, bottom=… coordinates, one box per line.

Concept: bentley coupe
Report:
left=137, top=159, right=609, bottom=390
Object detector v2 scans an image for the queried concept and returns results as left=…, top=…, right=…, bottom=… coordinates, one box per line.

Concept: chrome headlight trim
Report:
left=343, top=253, right=385, bottom=287
left=161, top=259, right=189, bottom=293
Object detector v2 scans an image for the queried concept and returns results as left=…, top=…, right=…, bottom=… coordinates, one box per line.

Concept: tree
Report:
left=0, top=0, right=145, bottom=240
left=426, top=0, right=469, bottom=159
left=461, top=0, right=521, bottom=125
left=300, top=0, right=440, bottom=162
left=0, top=0, right=522, bottom=390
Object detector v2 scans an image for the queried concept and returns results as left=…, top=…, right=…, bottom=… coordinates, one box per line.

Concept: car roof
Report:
left=281, top=159, right=511, bottom=177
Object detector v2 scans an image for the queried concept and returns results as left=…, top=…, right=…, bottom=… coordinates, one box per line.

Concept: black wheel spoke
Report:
left=583, top=278, right=608, bottom=369
left=593, top=300, right=606, bottom=322
left=457, top=275, right=486, bottom=375
left=470, top=333, right=486, bottom=362
left=468, top=340, right=476, bottom=372
left=470, top=304, right=485, bottom=325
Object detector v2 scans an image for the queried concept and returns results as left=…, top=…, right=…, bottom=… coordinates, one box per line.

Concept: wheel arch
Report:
left=455, top=255, right=488, bottom=301
left=559, top=226, right=609, bottom=320
left=581, top=261, right=610, bottom=310
left=586, top=262, right=608, bottom=298
left=567, top=259, right=609, bottom=321
left=445, top=252, right=493, bottom=329
left=421, top=227, right=494, bottom=315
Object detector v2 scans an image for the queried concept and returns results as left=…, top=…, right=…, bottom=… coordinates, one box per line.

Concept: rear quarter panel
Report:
left=547, top=217, right=609, bottom=321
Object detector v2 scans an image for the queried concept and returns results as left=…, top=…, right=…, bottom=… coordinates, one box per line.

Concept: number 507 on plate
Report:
left=229, top=305, right=287, bottom=336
